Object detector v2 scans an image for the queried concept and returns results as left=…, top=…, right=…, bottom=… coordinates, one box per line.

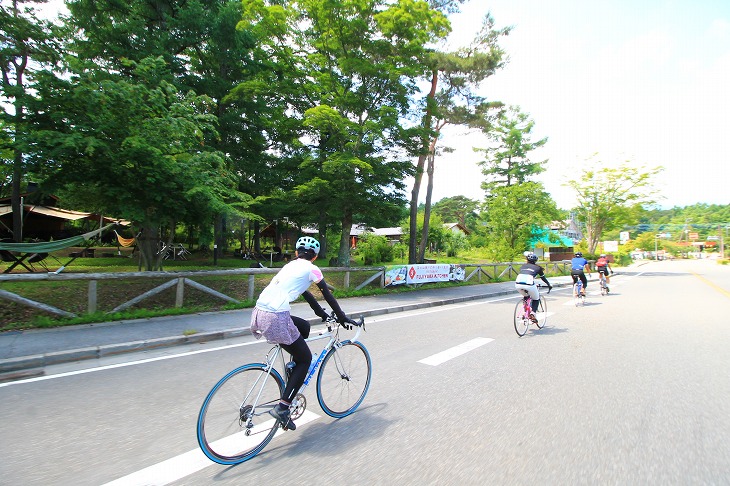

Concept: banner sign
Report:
left=384, top=264, right=465, bottom=287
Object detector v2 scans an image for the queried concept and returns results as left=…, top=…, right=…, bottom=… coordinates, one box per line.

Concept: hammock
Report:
left=0, top=223, right=117, bottom=274
left=114, top=230, right=137, bottom=248
left=0, top=223, right=117, bottom=252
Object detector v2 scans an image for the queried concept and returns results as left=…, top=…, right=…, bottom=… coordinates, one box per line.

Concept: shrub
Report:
left=353, top=232, right=392, bottom=265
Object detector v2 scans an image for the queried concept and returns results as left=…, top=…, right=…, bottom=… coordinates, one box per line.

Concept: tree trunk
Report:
left=138, top=225, right=160, bottom=271
left=409, top=156, right=425, bottom=263
left=409, top=70, right=438, bottom=264
left=12, top=100, right=24, bottom=242
left=318, top=210, right=328, bottom=259
left=338, top=211, right=353, bottom=267
left=253, top=220, right=261, bottom=253
left=418, top=152, right=436, bottom=262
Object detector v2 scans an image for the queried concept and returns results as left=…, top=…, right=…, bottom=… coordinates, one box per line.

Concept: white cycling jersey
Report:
left=256, top=258, right=324, bottom=313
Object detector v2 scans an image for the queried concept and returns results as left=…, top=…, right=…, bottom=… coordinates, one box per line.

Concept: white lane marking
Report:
left=102, top=410, right=320, bottom=486
left=418, top=337, right=494, bottom=366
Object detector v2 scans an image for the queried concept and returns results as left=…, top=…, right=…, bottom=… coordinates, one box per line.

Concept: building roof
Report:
left=443, top=222, right=470, bottom=235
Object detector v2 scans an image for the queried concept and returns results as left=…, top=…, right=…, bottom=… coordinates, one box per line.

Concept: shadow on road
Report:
left=215, top=402, right=391, bottom=478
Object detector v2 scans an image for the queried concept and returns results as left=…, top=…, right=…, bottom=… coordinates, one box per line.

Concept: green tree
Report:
left=565, top=159, right=663, bottom=254
left=0, top=0, right=60, bottom=240
left=408, top=13, right=509, bottom=263
left=432, top=195, right=479, bottom=229
left=240, top=0, right=451, bottom=266
left=64, top=0, right=270, bottom=254
left=476, top=105, right=547, bottom=197
left=481, top=181, right=560, bottom=259
left=34, top=57, right=243, bottom=270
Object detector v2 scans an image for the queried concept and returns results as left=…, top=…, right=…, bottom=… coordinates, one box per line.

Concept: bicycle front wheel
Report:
left=514, top=300, right=529, bottom=336
left=317, top=341, right=372, bottom=418
left=197, top=364, right=284, bottom=465
left=535, top=294, right=548, bottom=329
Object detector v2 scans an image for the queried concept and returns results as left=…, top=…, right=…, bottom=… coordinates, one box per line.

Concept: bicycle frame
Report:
left=297, top=321, right=364, bottom=394
left=239, top=321, right=363, bottom=432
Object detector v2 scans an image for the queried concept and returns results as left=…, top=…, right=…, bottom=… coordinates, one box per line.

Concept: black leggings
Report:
left=571, top=270, right=587, bottom=289
left=279, top=316, right=312, bottom=403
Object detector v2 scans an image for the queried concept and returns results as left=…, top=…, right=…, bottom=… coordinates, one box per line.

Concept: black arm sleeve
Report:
left=540, top=275, right=551, bottom=286
left=316, top=279, right=346, bottom=321
left=302, top=290, right=327, bottom=319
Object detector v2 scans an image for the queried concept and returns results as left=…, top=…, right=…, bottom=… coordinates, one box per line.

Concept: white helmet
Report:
left=296, top=236, right=320, bottom=255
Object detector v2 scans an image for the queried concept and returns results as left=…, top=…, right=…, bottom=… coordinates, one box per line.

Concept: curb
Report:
left=0, top=282, right=577, bottom=379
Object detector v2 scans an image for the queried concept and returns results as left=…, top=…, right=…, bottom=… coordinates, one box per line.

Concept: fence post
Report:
left=248, top=275, right=255, bottom=301
left=175, top=277, right=185, bottom=308
left=88, top=280, right=97, bottom=314
left=344, top=271, right=350, bottom=289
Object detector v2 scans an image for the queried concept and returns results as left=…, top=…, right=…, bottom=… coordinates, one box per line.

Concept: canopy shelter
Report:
left=0, top=204, right=130, bottom=241
left=0, top=222, right=117, bottom=273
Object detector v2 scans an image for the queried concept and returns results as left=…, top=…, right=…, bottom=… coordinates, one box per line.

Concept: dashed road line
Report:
left=418, top=338, right=494, bottom=366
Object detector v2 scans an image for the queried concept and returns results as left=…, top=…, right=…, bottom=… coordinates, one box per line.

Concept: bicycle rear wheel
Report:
left=317, top=341, right=372, bottom=418
left=514, top=300, right=529, bottom=336
left=535, top=294, right=548, bottom=329
left=573, top=284, right=582, bottom=306
left=197, top=364, right=284, bottom=465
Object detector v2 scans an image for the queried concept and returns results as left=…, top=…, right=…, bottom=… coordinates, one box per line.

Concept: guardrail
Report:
left=0, top=261, right=575, bottom=320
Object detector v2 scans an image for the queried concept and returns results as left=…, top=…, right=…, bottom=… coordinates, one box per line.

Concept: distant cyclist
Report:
left=595, top=253, right=613, bottom=292
left=570, top=251, right=590, bottom=297
left=250, top=236, right=350, bottom=431
left=515, top=252, right=552, bottom=322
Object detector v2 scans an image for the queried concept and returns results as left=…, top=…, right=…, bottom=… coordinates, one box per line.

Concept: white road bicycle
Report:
left=196, top=314, right=370, bottom=465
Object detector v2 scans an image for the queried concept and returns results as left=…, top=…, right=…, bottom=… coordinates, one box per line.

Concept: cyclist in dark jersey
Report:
left=515, top=252, right=553, bottom=322
left=570, top=252, right=590, bottom=296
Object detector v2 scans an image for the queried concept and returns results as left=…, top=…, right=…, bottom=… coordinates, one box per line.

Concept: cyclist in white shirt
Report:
left=250, top=236, right=350, bottom=431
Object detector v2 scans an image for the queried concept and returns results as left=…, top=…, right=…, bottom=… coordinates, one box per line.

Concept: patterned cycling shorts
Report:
left=250, top=307, right=301, bottom=345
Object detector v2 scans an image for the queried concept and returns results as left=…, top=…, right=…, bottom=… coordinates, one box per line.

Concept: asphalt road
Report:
left=1, top=259, right=728, bottom=485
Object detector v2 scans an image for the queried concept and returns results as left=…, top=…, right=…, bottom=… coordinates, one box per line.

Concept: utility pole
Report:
left=720, top=225, right=725, bottom=259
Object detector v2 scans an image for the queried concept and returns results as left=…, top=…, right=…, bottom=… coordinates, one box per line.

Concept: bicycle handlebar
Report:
left=536, top=284, right=552, bottom=294
left=323, top=312, right=365, bottom=328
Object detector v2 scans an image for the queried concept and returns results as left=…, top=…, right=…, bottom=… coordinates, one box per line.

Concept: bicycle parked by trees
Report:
left=196, top=314, right=370, bottom=465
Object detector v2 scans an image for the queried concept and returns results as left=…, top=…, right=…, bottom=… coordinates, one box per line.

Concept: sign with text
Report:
left=689, top=232, right=699, bottom=240
left=384, top=264, right=465, bottom=287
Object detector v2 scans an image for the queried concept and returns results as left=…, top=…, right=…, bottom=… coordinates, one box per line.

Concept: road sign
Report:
left=689, top=232, right=699, bottom=240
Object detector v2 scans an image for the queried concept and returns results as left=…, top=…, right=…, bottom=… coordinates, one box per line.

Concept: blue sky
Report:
left=433, top=0, right=730, bottom=210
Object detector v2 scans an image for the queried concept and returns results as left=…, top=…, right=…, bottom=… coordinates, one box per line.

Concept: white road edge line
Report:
left=102, top=410, right=320, bottom=486
left=418, top=337, right=494, bottom=366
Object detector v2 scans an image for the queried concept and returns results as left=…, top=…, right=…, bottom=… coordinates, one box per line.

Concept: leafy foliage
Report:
left=565, top=158, right=663, bottom=254
left=481, top=181, right=561, bottom=259
left=476, top=106, right=547, bottom=196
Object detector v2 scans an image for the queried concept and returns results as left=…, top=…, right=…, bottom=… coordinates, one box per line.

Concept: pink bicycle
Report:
left=514, top=285, right=549, bottom=336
